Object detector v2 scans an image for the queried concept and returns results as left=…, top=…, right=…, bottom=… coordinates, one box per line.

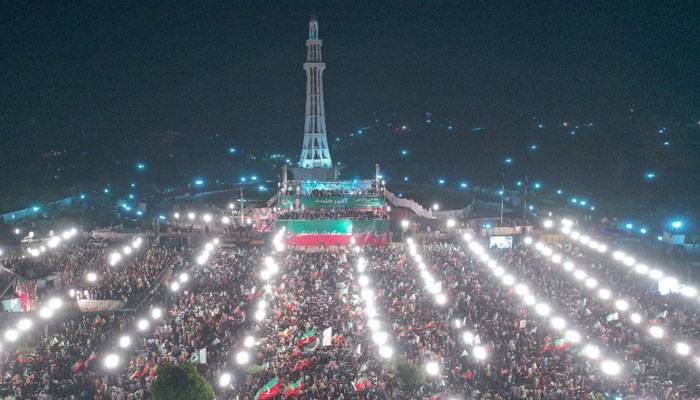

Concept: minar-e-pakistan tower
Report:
left=297, top=16, right=332, bottom=170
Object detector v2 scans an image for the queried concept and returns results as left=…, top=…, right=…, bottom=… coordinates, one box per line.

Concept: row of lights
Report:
left=107, top=236, right=144, bottom=267
left=353, top=246, right=395, bottom=360
left=100, top=238, right=221, bottom=370
left=555, top=219, right=699, bottom=302
left=3, top=227, right=83, bottom=350
left=26, top=228, right=79, bottom=257
left=461, top=233, right=623, bottom=377
left=1, top=297, right=65, bottom=351
left=171, top=211, right=251, bottom=226
left=217, top=229, right=286, bottom=389
left=526, top=236, right=699, bottom=366
left=406, top=237, right=489, bottom=375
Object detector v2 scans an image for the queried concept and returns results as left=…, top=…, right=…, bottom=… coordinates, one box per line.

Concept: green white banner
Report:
left=279, top=196, right=385, bottom=209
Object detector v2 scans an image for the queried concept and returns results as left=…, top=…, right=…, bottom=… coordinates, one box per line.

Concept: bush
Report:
left=391, top=359, right=425, bottom=393
left=151, top=363, right=215, bottom=400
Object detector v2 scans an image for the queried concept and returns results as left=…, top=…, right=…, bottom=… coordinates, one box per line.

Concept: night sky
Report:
left=1, top=1, right=699, bottom=222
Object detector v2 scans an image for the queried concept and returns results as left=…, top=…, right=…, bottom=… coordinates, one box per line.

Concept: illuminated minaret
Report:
left=298, top=16, right=332, bottom=169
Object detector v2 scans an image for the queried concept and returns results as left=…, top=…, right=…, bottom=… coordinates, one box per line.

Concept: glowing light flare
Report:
left=104, top=353, right=120, bottom=369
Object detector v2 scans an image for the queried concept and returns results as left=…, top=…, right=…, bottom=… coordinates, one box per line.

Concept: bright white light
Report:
left=48, top=298, right=62, bottom=310
left=86, top=272, right=98, bottom=283
left=151, top=308, right=162, bottom=319
left=612, top=251, right=624, bottom=260
left=122, top=245, right=132, bottom=255
left=561, top=226, right=571, bottom=234
left=235, top=351, right=250, bottom=365
left=523, top=236, right=533, bottom=245
left=597, top=244, right=607, bottom=253
left=675, top=342, right=691, bottom=356
left=4, top=329, right=18, bottom=342
left=372, top=331, right=389, bottom=346
left=367, top=319, right=380, bottom=331
left=598, top=288, right=611, bottom=300
left=47, top=236, right=61, bottom=248
left=137, top=319, right=149, bottom=331
left=222, top=216, right=231, bottom=225
left=205, top=242, right=214, bottom=252
left=119, top=336, right=132, bottom=348
left=523, top=295, right=536, bottom=306
left=564, top=330, right=581, bottom=343
left=535, top=303, right=551, bottom=316
left=629, top=313, right=642, bottom=324
left=109, top=252, right=122, bottom=266
left=17, top=318, right=32, bottom=331
left=680, top=286, right=697, bottom=298
left=104, top=353, right=120, bottom=369
left=622, top=256, right=635, bottom=267
left=463, top=232, right=472, bottom=242
left=514, top=284, right=529, bottom=296
left=634, top=264, right=649, bottom=275
left=649, top=269, right=664, bottom=281
left=600, top=360, right=621, bottom=376
left=614, top=299, right=629, bottom=311
left=542, top=247, right=553, bottom=257
left=179, top=273, right=189, bottom=283
left=173, top=212, right=180, bottom=219
left=551, top=254, right=562, bottom=264
left=502, top=274, right=515, bottom=286
left=649, top=326, right=664, bottom=339
left=563, top=261, right=574, bottom=271
left=203, top=213, right=213, bottom=223
left=462, top=331, right=475, bottom=345
left=196, top=254, right=208, bottom=265
left=660, top=277, right=680, bottom=293
left=446, top=219, right=456, bottom=228
left=39, top=307, right=53, bottom=319
left=585, top=278, right=598, bottom=289
left=187, top=212, right=196, bottom=220
left=583, top=344, right=601, bottom=359
left=473, top=345, right=487, bottom=360
left=543, top=219, right=554, bottom=229
left=425, top=361, right=440, bottom=376
left=550, top=317, right=566, bottom=330
left=435, top=293, right=447, bottom=305
left=358, top=275, right=370, bottom=287
left=254, top=309, right=265, bottom=321
left=493, top=267, right=505, bottom=277
left=454, top=319, right=462, bottom=329
left=379, top=345, right=394, bottom=359
left=573, top=270, right=587, bottom=280
left=580, top=235, right=591, bottom=245
left=243, top=336, right=256, bottom=348
left=219, top=372, right=232, bottom=387
left=571, top=231, right=581, bottom=240
left=170, top=281, right=181, bottom=292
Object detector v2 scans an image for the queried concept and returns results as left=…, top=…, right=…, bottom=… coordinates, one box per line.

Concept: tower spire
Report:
left=298, top=16, right=332, bottom=169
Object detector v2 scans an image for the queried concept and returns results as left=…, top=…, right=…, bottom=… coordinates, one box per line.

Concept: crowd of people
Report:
left=2, top=226, right=699, bottom=399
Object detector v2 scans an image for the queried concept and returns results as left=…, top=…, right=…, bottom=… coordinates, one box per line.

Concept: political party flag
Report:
left=606, top=312, right=619, bottom=322
left=189, top=348, right=207, bottom=364
left=298, top=328, right=317, bottom=346
left=292, top=358, right=312, bottom=371
left=552, top=338, right=569, bottom=350
left=255, top=377, right=282, bottom=400
left=353, top=377, right=371, bottom=392
left=71, top=360, right=84, bottom=374
left=285, top=377, right=305, bottom=397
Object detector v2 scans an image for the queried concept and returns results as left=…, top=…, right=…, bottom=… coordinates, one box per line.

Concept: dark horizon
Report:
left=1, top=1, right=699, bottom=223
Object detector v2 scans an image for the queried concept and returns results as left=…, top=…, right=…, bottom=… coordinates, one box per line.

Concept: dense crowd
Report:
left=2, top=231, right=699, bottom=399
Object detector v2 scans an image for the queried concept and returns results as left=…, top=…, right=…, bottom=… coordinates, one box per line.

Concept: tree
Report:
left=391, top=359, right=425, bottom=393
left=151, top=363, right=215, bottom=400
